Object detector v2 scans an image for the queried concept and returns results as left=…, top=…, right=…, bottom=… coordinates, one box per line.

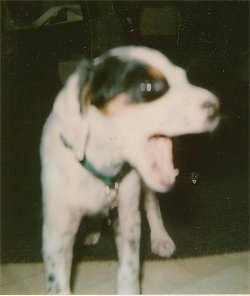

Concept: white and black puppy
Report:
left=40, top=46, right=219, bottom=294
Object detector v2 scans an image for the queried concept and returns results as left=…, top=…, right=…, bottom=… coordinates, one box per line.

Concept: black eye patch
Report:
left=90, top=56, right=169, bottom=108
left=130, top=75, right=169, bottom=103
left=121, top=64, right=169, bottom=103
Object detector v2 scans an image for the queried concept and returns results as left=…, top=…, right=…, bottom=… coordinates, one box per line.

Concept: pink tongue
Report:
left=149, top=136, right=178, bottom=183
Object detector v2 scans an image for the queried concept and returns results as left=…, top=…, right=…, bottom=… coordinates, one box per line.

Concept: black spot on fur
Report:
left=48, top=274, right=55, bottom=282
left=129, top=239, right=138, bottom=251
left=89, top=55, right=169, bottom=108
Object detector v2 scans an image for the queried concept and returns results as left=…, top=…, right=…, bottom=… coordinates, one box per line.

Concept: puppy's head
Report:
left=80, top=46, right=219, bottom=192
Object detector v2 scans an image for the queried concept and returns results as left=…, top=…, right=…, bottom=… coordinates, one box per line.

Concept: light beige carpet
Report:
left=1, top=251, right=249, bottom=294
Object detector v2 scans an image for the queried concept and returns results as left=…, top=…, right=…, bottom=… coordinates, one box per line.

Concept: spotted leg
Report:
left=114, top=170, right=141, bottom=294
left=42, top=202, right=82, bottom=294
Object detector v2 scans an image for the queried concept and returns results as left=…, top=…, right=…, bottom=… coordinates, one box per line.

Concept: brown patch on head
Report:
left=81, top=84, right=91, bottom=109
left=148, top=66, right=164, bottom=79
left=101, top=93, right=129, bottom=115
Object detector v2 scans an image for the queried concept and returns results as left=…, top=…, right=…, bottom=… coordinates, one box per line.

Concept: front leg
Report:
left=114, top=170, right=141, bottom=294
left=43, top=201, right=82, bottom=294
left=143, top=186, right=175, bottom=257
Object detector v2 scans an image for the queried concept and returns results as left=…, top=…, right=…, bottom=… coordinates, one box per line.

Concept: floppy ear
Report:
left=53, top=60, right=92, bottom=161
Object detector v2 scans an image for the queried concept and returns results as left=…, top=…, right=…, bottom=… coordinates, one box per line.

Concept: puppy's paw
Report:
left=151, top=235, right=176, bottom=257
left=83, top=232, right=101, bottom=245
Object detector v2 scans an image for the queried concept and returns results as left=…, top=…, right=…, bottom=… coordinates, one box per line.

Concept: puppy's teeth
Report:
left=174, top=169, right=179, bottom=176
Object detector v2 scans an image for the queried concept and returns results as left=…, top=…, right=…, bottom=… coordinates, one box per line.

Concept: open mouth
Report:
left=147, top=134, right=179, bottom=189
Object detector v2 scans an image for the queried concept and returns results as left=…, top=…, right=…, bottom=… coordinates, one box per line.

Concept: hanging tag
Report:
left=105, top=182, right=119, bottom=209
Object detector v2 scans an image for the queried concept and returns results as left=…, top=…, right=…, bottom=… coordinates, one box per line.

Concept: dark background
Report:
left=1, top=1, right=249, bottom=263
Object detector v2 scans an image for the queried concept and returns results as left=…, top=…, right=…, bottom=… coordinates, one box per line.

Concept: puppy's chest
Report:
left=76, top=173, right=119, bottom=215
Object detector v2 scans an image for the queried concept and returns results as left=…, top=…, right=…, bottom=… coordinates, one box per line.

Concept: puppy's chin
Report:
left=130, top=135, right=179, bottom=193
left=143, top=174, right=177, bottom=193
left=139, top=164, right=179, bottom=193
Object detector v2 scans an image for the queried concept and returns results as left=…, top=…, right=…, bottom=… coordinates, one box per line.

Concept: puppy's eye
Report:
left=140, top=82, right=152, bottom=92
left=137, top=78, right=169, bottom=102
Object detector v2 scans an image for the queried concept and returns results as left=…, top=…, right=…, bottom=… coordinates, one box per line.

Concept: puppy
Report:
left=40, top=46, right=219, bottom=294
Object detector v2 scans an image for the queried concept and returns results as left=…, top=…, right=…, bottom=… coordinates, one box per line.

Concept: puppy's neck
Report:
left=84, top=106, right=124, bottom=177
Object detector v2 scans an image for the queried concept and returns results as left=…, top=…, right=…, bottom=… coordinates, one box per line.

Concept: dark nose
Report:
left=202, top=100, right=219, bottom=120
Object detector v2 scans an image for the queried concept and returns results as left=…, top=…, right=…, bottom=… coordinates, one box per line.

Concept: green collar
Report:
left=60, top=133, right=132, bottom=188
left=80, top=158, right=132, bottom=188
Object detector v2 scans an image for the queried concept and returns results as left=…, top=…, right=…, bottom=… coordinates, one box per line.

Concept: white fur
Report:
left=41, top=46, right=219, bottom=294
